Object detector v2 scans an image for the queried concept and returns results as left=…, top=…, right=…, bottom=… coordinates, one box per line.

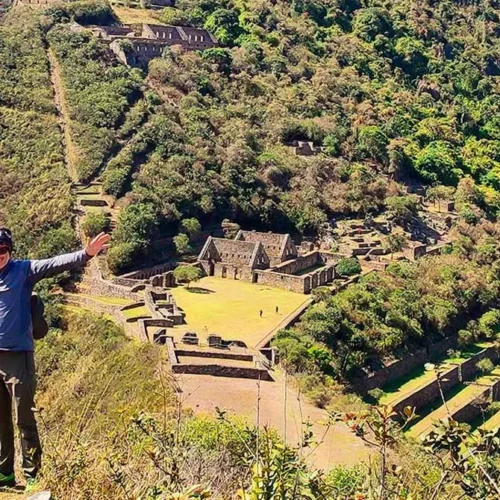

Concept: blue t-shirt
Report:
left=0, top=250, right=90, bottom=351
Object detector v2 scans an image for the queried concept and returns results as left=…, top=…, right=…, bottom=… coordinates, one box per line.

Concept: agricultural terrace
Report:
left=112, top=6, right=164, bottom=25
left=168, top=277, right=309, bottom=348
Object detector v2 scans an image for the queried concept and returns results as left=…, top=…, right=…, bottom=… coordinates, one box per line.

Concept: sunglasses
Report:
left=0, top=247, right=10, bottom=256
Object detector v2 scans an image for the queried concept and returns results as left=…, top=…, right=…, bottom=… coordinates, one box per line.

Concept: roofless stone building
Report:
left=198, top=231, right=337, bottom=294
left=104, top=23, right=218, bottom=68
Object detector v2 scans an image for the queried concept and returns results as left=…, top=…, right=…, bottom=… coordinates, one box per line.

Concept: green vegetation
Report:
left=81, top=211, right=110, bottom=237
left=0, top=12, right=75, bottom=260
left=47, top=25, right=142, bottom=181
left=173, top=265, right=202, bottom=288
left=276, top=215, right=500, bottom=387
left=336, top=257, right=362, bottom=277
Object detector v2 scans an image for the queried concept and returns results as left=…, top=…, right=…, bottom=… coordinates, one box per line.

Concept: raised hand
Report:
left=85, top=232, right=111, bottom=257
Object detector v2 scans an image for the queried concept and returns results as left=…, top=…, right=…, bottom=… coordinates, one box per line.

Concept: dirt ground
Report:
left=175, top=370, right=372, bottom=471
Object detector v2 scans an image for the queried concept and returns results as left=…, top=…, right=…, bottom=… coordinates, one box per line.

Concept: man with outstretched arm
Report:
left=0, top=228, right=110, bottom=490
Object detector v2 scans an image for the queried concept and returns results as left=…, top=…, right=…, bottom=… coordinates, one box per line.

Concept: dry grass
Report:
left=112, top=5, right=164, bottom=25
left=169, top=277, right=309, bottom=348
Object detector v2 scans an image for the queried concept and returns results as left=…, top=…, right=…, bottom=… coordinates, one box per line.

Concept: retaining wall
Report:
left=120, top=261, right=177, bottom=281
left=80, top=199, right=108, bottom=207
left=390, top=346, right=499, bottom=417
left=172, top=363, right=272, bottom=381
left=351, top=336, right=458, bottom=393
left=452, top=379, right=500, bottom=423
left=459, top=346, right=499, bottom=380
left=174, top=349, right=254, bottom=362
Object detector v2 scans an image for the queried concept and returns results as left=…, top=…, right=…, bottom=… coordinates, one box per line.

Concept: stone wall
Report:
left=392, top=346, right=500, bottom=416
left=351, top=336, right=458, bottom=393
left=144, top=286, right=183, bottom=324
left=362, top=260, right=389, bottom=272
left=272, top=251, right=336, bottom=275
left=88, top=276, right=140, bottom=301
left=80, top=199, right=107, bottom=207
left=460, top=346, right=500, bottom=380
left=452, top=380, right=500, bottom=423
left=403, top=244, right=427, bottom=261
left=172, top=363, right=272, bottom=381
left=426, top=244, right=446, bottom=256
left=392, top=365, right=460, bottom=417
left=256, top=270, right=310, bottom=293
left=174, top=349, right=254, bottom=362
left=121, top=262, right=177, bottom=280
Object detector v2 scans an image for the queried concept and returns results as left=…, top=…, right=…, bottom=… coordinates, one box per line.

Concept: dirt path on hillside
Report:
left=175, top=371, right=372, bottom=471
left=47, top=47, right=79, bottom=182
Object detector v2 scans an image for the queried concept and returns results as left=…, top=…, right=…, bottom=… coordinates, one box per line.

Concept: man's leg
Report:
left=2, top=352, right=41, bottom=479
left=0, top=373, right=15, bottom=479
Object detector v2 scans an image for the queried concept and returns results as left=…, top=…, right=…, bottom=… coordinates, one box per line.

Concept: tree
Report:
left=106, top=242, right=137, bottom=275
left=336, top=258, right=361, bottom=277
left=181, top=218, right=201, bottom=238
left=385, top=196, right=418, bottom=224
left=356, top=125, right=389, bottom=164
left=173, top=265, right=202, bottom=289
left=173, top=233, right=191, bottom=256
left=204, top=8, right=243, bottom=46
left=414, top=141, right=463, bottom=185
left=352, top=7, right=393, bottom=42
left=478, top=309, right=500, bottom=339
left=384, top=233, right=407, bottom=259
left=426, top=185, right=456, bottom=212
left=113, top=203, right=158, bottom=251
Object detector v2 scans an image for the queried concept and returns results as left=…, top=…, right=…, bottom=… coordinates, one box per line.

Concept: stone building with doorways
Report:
left=197, top=231, right=337, bottom=294
left=105, top=23, right=219, bottom=69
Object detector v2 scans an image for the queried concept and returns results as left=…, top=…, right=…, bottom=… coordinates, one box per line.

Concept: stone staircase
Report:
left=73, top=181, right=122, bottom=280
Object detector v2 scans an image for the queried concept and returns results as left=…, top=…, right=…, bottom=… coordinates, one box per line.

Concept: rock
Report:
left=27, top=492, right=52, bottom=500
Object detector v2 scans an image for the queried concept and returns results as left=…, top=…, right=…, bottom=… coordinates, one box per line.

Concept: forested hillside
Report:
left=3, top=1, right=500, bottom=498
left=0, top=13, right=75, bottom=258
left=137, top=0, right=500, bottom=234
left=49, top=0, right=500, bottom=271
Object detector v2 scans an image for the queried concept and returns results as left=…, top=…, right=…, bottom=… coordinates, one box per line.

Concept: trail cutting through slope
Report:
left=47, top=47, right=79, bottom=183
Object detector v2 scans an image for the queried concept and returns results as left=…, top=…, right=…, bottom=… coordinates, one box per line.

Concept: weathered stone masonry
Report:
left=198, top=230, right=338, bottom=294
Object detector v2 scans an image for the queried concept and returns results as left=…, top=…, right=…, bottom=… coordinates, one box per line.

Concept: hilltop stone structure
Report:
left=198, top=230, right=337, bottom=294
left=98, top=23, right=218, bottom=68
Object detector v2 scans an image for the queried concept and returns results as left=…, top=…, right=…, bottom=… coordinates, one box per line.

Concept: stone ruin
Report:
left=197, top=230, right=337, bottom=294
left=89, top=23, right=219, bottom=69
left=291, top=140, right=323, bottom=156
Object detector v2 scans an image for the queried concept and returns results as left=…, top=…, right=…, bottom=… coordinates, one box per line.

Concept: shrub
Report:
left=295, top=371, right=338, bottom=408
left=367, top=388, right=385, bottom=403
left=447, top=349, right=462, bottom=360
left=327, top=465, right=366, bottom=497
left=476, top=358, right=495, bottom=375
left=458, top=329, right=475, bottom=346
left=174, top=233, right=192, bottom=255
left=336, top=257, right=361, bottom=276
left=272, top=336, right=314, bottom=374
left=307, top=345, right=333, bottom=372
left=45, top=0, right=116, bottom=26
left=81, top=212, right=109, bottom=238
left=181, top=218, right=201, bottom=237
left=106, top=242, right=137, bottom=274
left=478, top=309, right=500, bottom=338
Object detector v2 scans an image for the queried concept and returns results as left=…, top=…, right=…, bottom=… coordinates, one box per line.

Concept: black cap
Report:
left=0, top=228, right=13, bottom=252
